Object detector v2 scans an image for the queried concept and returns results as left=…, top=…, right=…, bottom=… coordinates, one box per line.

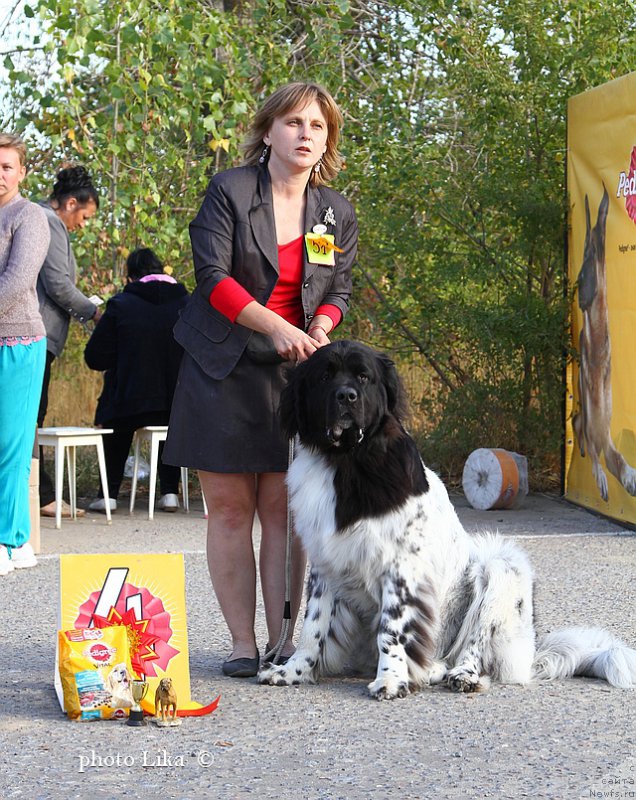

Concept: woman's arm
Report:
left=39, top=214, right=98, bottom=322
left=0, top=202, right=50, bottom=315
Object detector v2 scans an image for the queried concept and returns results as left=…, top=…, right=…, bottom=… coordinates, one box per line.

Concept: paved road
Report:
left=1, top=493, right=634, bottom=799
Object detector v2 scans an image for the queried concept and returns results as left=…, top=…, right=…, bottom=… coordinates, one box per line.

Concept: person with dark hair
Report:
left=0, top=132, right=50, bottom=574
left=36, top=165, right=101, bottom=518
left=84, top=248, right=189, bottom=512
left=163, top=82, right=357, bottom=677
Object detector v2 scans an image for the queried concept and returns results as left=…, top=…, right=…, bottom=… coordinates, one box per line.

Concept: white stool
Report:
left=129, top=426, right=189, bottom=520
left=38, top=427, right=113, bottom=529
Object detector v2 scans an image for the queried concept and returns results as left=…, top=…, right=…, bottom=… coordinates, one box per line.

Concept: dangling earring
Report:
left=259, top=145, right=269, bottom=164
left=314, top=157, right=323, bottom=173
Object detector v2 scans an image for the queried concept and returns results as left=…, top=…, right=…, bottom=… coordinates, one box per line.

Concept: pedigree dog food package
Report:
left=58, top=627, right=134, bottom=721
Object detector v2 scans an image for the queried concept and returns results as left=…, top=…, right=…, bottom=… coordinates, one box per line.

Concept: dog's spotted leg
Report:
left=258, top=569, right=339, bottom=687
left=368, top=571, right=436, bottom=700
left=446, top=645, right=485, bottom=693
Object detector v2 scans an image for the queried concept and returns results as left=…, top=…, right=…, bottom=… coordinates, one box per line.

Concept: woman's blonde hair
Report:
left=0, top=132, right=27, bottom=166
left=242, top=82, right=344, bottom=186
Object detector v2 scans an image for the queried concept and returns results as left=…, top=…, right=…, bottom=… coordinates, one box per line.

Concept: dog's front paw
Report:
left=447, top=667, right=482, bottom=693
left=368, top=675, right=409, bottom=700
left=258, top=656, right=315, bottom=687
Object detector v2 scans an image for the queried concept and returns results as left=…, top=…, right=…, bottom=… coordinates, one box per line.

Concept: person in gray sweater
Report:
left=36, top=165, right=102, bottom=518
left=0, top=133, right=51, bottom=575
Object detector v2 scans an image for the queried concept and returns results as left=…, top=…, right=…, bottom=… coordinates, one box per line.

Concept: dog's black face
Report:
left=280, top=341, right=405, bottom=454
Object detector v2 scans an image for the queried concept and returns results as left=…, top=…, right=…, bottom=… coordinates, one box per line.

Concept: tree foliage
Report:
left=3, top=0, right=636, bottom=485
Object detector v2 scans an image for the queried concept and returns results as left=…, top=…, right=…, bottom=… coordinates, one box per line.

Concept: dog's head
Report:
left=158, top=677, right=173, bottom=692
left=280, top=340, right=406, bottom=454
left=106, top=663, right=130, bottom=689
left=578, top=188, right=609, bottom=312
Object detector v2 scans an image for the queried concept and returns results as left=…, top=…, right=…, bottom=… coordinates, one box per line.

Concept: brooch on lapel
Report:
left=323, top=206, right=336, bottom=227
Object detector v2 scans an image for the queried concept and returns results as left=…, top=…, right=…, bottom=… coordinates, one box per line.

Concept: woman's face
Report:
left=0, top=147, right=26, bottom=207
left=56, top=196, right=98, bottom=231
left=264, top=99, right=329, bottom=178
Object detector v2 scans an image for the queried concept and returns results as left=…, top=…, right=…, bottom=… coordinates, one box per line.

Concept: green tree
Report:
left=4, top=0, right=635, bottom=485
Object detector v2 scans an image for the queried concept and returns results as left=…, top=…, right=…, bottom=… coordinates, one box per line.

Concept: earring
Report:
left=259, top=145, right=269, bottom=164
left=314, top=157, right=323, bottom=173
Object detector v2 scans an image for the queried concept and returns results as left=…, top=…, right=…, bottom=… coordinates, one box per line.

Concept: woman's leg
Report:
left=0, top=339, right=46, bottom=548
left=257, top=472, right=307, bottom=655
left=198, top=470, right=259, bottom=660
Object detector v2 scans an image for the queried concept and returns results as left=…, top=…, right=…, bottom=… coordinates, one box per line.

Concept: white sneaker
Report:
left=11, top=542, right=37, bottom=569
left=0, top=545, right=15, bottom=576
left=158, top=493, right=179, bottom=512
left=88, top=497, right=117, bottom=513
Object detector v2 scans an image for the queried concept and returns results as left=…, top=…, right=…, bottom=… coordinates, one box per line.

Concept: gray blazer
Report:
left=36, top=202, right=97, bottom=357
left=175, top=165, right=357, bottom=380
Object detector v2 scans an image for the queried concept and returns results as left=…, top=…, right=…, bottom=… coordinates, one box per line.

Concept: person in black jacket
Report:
left=84, top=248, right=189, bottom=512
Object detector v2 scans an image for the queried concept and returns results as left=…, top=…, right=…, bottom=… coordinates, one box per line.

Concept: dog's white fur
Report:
left=259, top=447, right=636, bottom=699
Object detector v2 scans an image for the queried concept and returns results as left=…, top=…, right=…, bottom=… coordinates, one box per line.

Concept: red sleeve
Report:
left=209, top=277, right=255, bottom=322
left=313, top=304, right=342, bottom=330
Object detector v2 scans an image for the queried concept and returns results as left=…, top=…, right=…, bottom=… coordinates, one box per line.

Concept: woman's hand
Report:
left=307, top=323, right=331, bottom=347
left=270, top=319, right=317, bottom=362
left=236, top=301, right=320, bottom=362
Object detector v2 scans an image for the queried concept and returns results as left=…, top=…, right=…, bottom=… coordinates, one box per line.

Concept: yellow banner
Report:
left=566, top=72, right=636, bottom=524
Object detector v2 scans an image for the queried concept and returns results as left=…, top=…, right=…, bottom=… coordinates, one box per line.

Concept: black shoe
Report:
left=222, top=651, right=260, bottom=678
left=263, top=644, right=291, bottom=666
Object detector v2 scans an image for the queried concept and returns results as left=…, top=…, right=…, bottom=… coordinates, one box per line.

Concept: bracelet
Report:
left=308, top=324, right=329, bottom=337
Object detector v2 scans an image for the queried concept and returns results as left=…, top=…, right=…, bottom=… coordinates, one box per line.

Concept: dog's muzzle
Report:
left=325, top=384, right=365, bottom=448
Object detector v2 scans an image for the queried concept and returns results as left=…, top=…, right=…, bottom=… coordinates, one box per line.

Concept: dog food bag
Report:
left=58, top=626, right=134, bottom=721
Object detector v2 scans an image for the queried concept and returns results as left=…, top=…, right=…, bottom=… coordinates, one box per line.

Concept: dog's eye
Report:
left=358, top=373, right=369, bottom=384
left=320, top=370, right=330, bottom=382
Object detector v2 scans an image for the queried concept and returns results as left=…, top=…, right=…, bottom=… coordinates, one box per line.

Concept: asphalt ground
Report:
left=0, top=491, right=634, bottom=800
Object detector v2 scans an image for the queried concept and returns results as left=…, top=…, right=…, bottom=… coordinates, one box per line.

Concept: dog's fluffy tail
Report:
left=533, top=627, right=636, bottom=688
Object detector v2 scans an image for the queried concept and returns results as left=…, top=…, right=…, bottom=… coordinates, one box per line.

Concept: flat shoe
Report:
left=222, top=651, right=260, bottom=678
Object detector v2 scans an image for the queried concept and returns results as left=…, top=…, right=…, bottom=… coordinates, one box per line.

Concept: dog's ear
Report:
left=279, top=365, right=304, bottom=439
left=378, top=353, right=407, bottom=422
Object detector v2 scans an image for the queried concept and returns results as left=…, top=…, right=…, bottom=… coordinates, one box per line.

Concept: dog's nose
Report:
left=336, top=386, right=358, bottom=404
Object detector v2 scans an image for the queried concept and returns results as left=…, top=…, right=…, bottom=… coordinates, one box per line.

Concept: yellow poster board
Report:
left=56, top=553, right=219, bottom=716
left=566, top=72, right=636, bottom=524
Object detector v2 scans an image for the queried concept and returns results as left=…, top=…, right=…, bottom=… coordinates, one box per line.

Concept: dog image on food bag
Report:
left=105, top=662, right=133, bottom=709
left=573, top=188, right=636, bottom=501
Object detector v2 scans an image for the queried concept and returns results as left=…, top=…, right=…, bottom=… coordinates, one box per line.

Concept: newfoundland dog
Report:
left=258, top=341, right=635, bottom=699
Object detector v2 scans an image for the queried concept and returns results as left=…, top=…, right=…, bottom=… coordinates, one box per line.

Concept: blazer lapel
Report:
left=303, top=184, right=325, bottom=279
left=249, top=168, right=279, bottom=275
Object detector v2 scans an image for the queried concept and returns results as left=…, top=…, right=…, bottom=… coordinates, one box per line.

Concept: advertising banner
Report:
left=565, top=72, right=636, bottom=525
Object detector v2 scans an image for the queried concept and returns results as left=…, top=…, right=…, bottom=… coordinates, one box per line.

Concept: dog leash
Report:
left=263, top=436, right=295, bottom=665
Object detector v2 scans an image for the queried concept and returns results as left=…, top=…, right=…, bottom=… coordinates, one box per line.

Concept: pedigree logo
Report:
left=616, top=146, right=636, bottom=223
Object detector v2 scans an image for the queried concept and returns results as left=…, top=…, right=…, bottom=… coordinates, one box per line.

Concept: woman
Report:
left=84, top=248, right=189, bottom=512
left=164, top=82, right=358, bottom=677
left=37, top=165, right=101, bottom=518
left=0, top=133, right=51, bottom=575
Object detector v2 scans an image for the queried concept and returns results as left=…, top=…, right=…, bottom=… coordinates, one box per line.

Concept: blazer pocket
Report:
left=176, top=292, right=232, bottom=343
left=173, top=292, right=247, bottom=380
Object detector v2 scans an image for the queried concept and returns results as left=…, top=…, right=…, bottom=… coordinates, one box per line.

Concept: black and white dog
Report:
left=258, top=341, right=636, bottom=699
